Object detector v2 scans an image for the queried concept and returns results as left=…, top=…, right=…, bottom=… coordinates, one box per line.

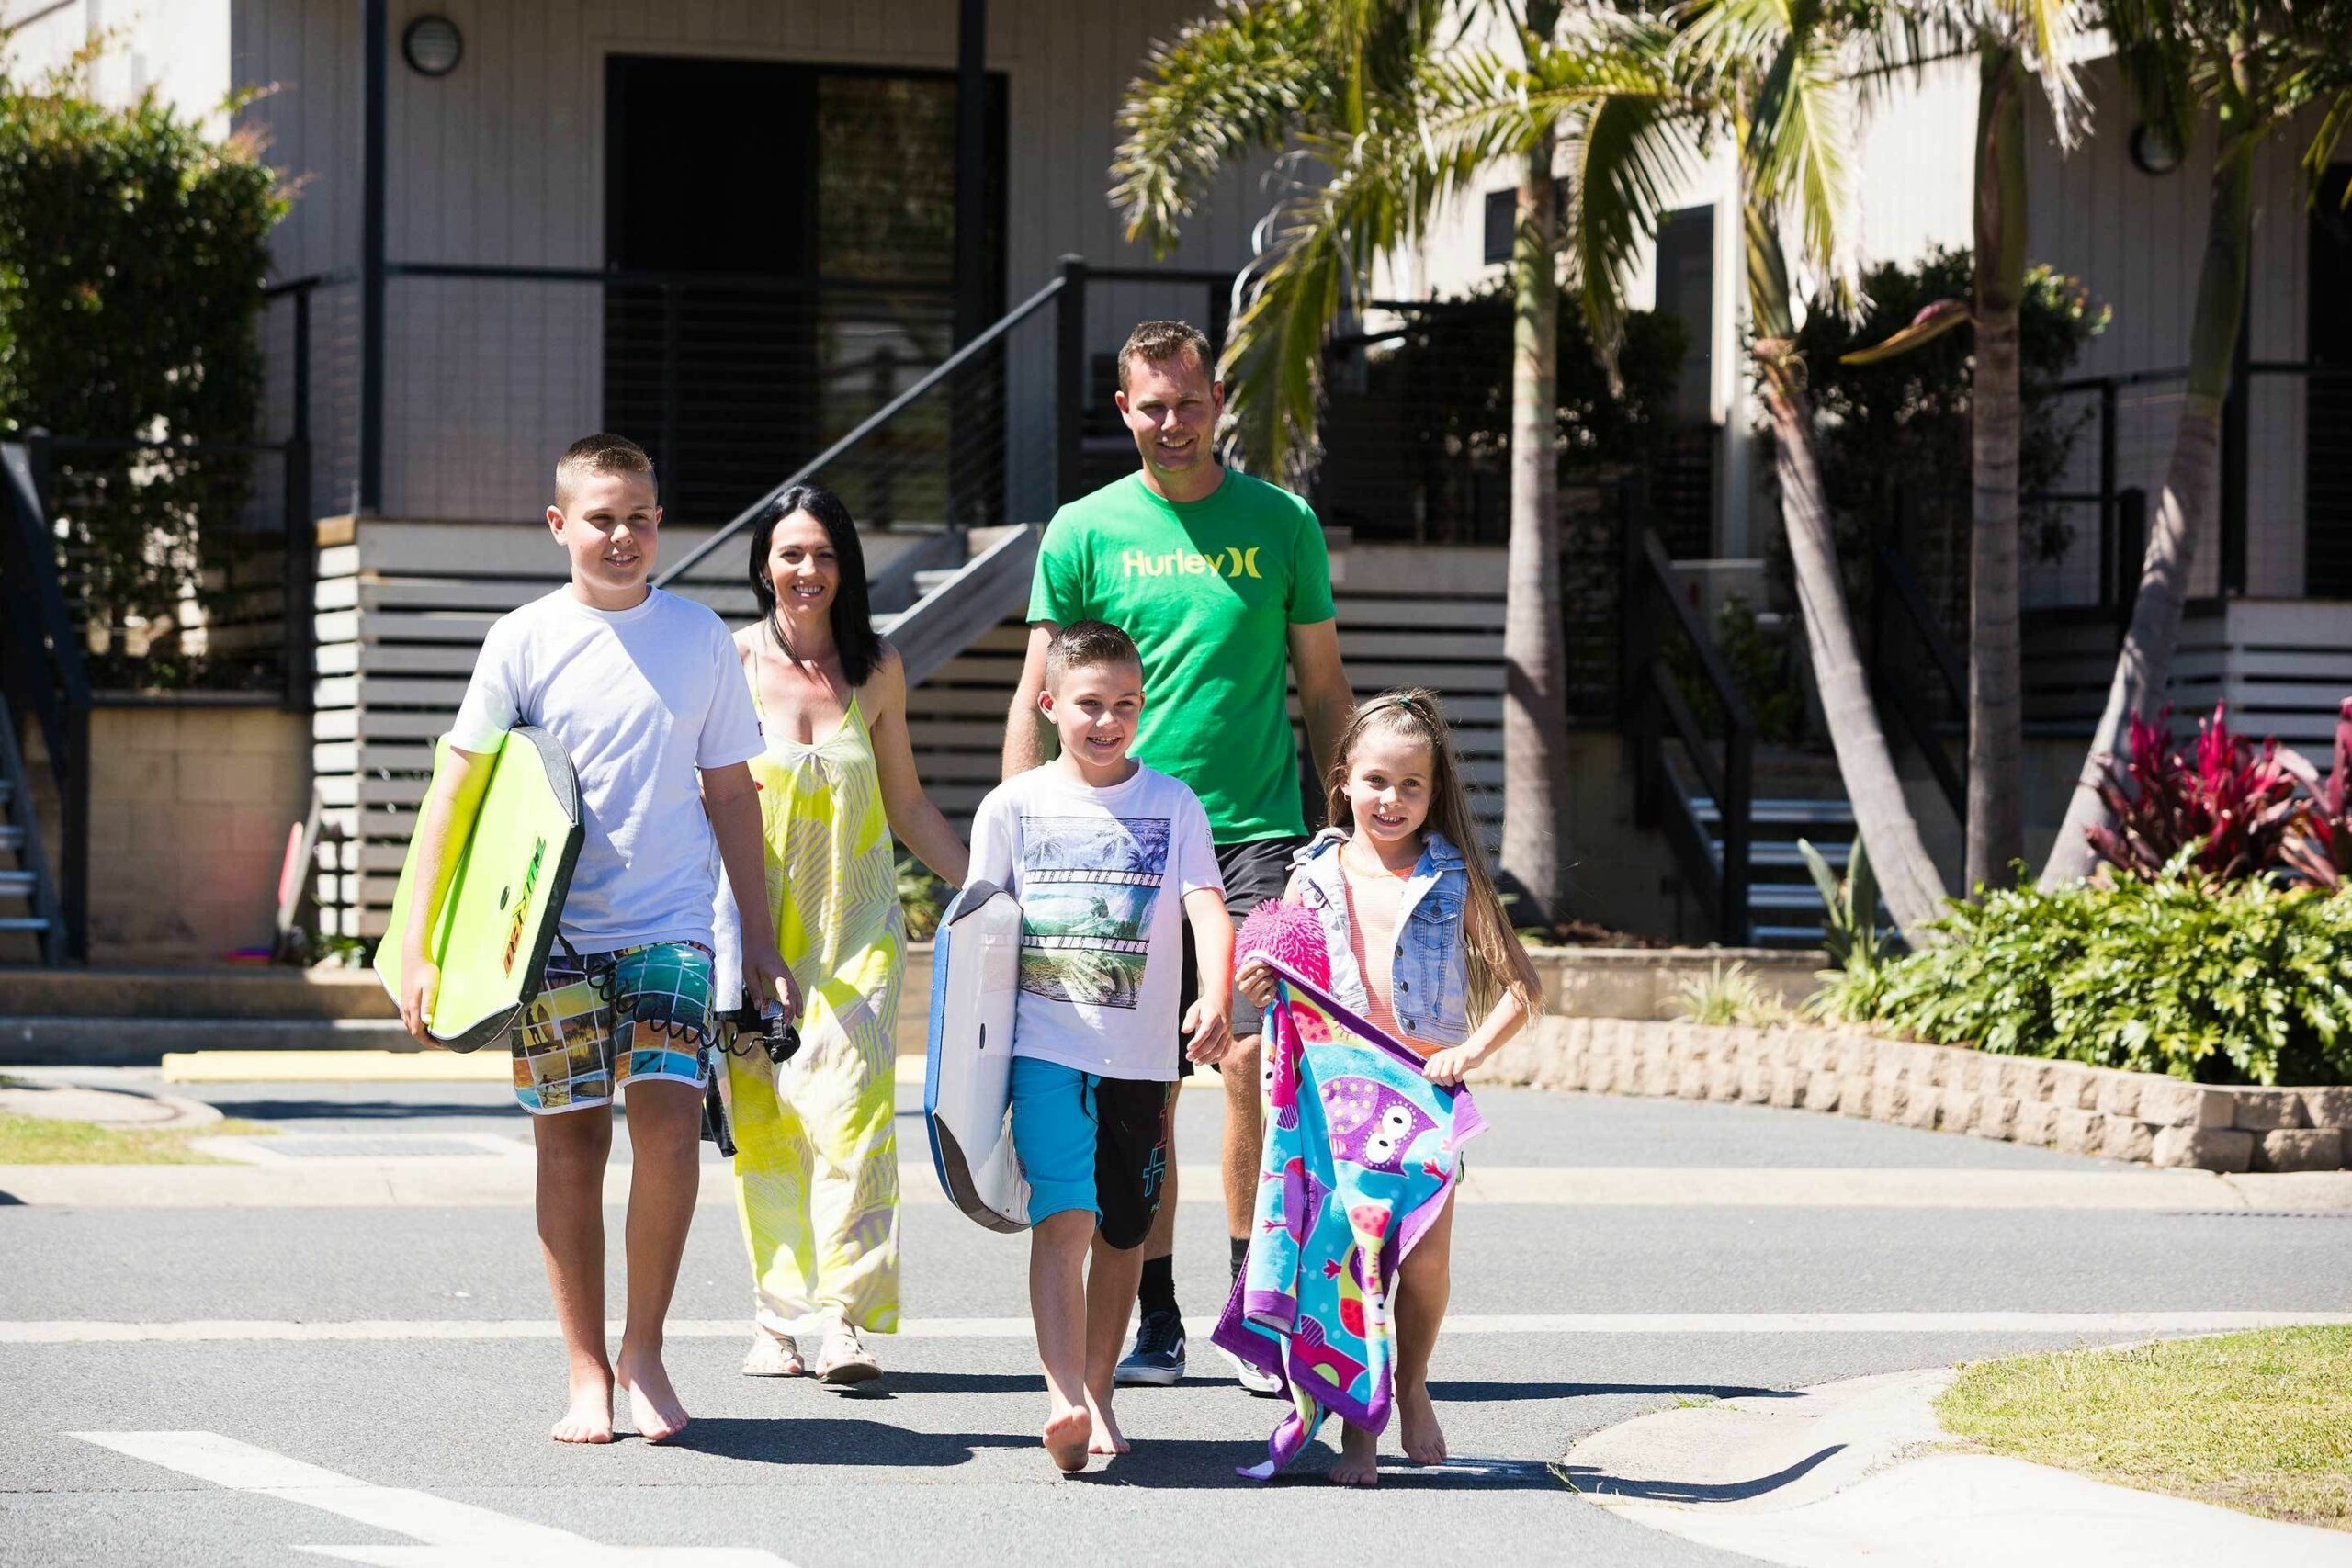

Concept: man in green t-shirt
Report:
left=1002, top=320, right=1354, bottom=1394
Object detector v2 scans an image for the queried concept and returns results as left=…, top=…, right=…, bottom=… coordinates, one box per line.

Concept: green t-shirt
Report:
left=1029, top=468, right=1336, bottom=843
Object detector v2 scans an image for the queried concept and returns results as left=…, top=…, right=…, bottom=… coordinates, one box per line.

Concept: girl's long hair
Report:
left=745, top=483, right=885, bottom=686
left=1323, top=688, right=1539, bottom=1022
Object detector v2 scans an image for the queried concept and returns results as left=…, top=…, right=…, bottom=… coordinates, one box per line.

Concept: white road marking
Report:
left=11, top=1159, right=2343, bottom=1210
left=68, top=1431, right=795, bottom=1566
left=17, top=1310, right=2352, bottom=1345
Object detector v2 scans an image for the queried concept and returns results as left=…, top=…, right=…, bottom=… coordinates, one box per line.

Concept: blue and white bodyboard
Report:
left=924, top=881, right=1029, bottom=1232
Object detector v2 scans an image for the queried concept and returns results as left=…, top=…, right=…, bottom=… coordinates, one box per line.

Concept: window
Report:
left=1482, top=189, right=1514, bottom=265
left=1480, top=179, right=1572, bottom=265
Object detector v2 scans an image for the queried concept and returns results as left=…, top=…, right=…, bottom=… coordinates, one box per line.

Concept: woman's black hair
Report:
left=746, top=483, right=886, bottom=687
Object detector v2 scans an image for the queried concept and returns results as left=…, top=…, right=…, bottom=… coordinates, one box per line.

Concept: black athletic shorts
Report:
left=1178, top=834, right=1307, bottom=1075
left=1091, top=1076, right=1175, bottom=1250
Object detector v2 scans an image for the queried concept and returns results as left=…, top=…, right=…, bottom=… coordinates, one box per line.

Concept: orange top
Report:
left=1340, top=851, right=1438, bottom=1057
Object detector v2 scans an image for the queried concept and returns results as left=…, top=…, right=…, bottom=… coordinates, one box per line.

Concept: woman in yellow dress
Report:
left=714, top=483, right=967, bottom=1387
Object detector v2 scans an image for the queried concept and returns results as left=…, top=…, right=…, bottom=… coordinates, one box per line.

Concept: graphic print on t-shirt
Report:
left=1018, top=814, right=1170, bottom=1010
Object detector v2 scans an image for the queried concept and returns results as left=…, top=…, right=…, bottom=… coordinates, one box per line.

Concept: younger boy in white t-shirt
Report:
left=397, top=434, right=800, bottom=1446
left=967, top=619, right=1233, bottom=1472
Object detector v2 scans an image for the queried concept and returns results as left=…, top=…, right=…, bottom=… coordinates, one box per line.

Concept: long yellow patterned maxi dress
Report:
left=727, top=685, right=903, bottom=1336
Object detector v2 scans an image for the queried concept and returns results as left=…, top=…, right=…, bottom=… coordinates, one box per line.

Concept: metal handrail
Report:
left=0, top=442, right=91, bottom=961
left=653, top=270, right=1069, bottom=590
left=387, top=260, right=958, bottom=295
left=1620, top=498, right=1754, bottom=943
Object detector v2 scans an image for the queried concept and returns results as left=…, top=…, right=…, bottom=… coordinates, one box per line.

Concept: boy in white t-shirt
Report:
left=396, top=434, right=800, bottom=1446
left=967, top=620, right=1234, bottom=1473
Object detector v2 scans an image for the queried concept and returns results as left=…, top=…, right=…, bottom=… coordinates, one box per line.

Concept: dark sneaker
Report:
left=1114, top=1308, right=1187, bottom=1386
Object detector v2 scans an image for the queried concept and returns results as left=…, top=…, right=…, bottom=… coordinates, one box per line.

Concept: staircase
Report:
left=1689, top=782, right=1859, bottom=948
left=0, top=700, right=62, bottom=963
left=1, top=442, right=85, bottom=966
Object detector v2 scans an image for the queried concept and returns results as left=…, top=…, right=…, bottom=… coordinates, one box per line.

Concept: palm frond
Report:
left=1997, top=0, right=2090, bottom=147
left=1746, top=10, right=1860, bottom=308
left=1110, top=2, right=1329, bottom=254
left=1218, top=119, right=1464, bottom=476
left=1560, top=90, right=1693, bottom=370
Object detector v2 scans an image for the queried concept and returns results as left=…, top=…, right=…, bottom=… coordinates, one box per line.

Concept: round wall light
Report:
left=402, top=15, right=463, bottom=77
left=2129, top=121, right=2181, bottom=176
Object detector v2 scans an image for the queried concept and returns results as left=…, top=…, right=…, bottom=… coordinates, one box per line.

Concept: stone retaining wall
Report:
left=1474, top=1016, right=2352, bottom=1173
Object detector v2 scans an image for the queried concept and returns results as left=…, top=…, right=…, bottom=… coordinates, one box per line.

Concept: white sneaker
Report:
left=1220, top=1341, right=1283, bottom=1397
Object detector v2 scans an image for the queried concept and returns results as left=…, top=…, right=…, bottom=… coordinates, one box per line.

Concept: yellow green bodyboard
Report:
left=375, top=727, right=583, bottom=1052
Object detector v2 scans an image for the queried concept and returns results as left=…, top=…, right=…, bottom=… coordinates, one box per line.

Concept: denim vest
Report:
left=1287, top=827, right=1473, bottom=1047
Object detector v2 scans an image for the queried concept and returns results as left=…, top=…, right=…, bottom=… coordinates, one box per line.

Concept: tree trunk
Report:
left=1968, top=44, right=2027, bottom=893
left=2040, top=87, right=2256, bottom=886
left=1765, top=379, right=1952, bottom=937
left=1745, top=198, right=1951, bottom=938
left=1499, top=116, right=1573, bottom=923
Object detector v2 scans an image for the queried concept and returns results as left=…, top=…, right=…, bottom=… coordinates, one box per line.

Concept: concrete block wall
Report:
left=1476, top=1016, right=2352, bottom=1173
left=83, top=706, right=311, bottom=964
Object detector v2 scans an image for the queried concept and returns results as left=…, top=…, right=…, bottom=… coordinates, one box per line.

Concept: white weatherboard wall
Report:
left=2018, top=57, right=2324, bottom=603
left=224, top=0, right=1263, bottom=526
left=1, top=1, right=235, bottom=130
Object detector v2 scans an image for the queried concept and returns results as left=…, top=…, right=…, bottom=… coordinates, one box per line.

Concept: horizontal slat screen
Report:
left=313, top=533, right=1513, bottom=938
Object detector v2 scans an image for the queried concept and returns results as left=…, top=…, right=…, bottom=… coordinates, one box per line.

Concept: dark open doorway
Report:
left=604, top=54, right=1005, bottom=528
left=2305, top=164, right=2352, bottom=595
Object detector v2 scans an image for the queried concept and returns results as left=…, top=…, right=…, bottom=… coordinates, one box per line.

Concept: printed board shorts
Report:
left=512, top=940, right=718, bottom=1114
left=1008, top=1056, right=1173, bottom=1249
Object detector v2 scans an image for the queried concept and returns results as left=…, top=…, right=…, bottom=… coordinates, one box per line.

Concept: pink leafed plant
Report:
left=2086, top=704, right=2302, bottom=883
left=2284, top=698, right=2352, bottom=889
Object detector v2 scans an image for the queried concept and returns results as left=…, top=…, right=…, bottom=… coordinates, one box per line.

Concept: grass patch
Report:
left=0, top=1111, right=276, bottom=1165
left=1939, top=1327, right=2352, bottom=1530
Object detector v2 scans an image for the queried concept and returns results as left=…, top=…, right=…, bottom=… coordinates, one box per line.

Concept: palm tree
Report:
left=2040, top=0, right=2352, bottom=885
left=1112, top=0, right=1690, bottom=924
left=1681, top=0, right=1957, bottom=935
left=1834, top=2, right=2088, bottom=896
left=1114, top=0, right=1958, bottom=934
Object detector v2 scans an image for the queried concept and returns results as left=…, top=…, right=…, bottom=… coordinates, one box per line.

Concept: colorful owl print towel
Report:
left=1210, top=953, right=1487, bottom=1481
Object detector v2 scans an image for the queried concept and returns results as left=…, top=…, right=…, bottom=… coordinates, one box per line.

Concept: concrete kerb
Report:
left=0, top=1080, right=223, bottom=1130
left=1560, top=1361, right=2352, bottom=1567
left=1472, top=1016, right=2352, bottom=1175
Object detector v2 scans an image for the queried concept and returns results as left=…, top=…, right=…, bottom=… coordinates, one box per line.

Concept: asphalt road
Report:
left=5, top=1076, right=2347, bottom=1567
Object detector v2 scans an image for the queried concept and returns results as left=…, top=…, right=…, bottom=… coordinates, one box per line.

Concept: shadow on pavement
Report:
left=668, top=1417, right=1033, bottom=1467
left=1091, top=1440, right=1570, bottom=1490
left=1557, top=1443, right=1844, bottom=1503
left=859, top=1371, right=1044, bottom=1396
left=1428, top=1381, right=1802, bottom=1404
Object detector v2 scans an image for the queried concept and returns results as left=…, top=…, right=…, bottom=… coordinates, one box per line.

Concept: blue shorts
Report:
left=1009, top=1056, right=1173, bottom=1250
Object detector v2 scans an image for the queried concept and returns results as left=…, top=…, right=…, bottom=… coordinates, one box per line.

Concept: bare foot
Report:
left=616, top=1346, right=690, bottom=1443
left=1043, top=1402, right=1092, bottom=1472
left=1397, top=1382, right=1448, bottom=1465
left=1329, top=1422, right=1379, bottom=1486
left=1085, top=1392, right=1130, bottom=1456
left=551, top=1367, right=614, bottom=1445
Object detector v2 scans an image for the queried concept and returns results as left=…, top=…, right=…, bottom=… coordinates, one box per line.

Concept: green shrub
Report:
left=1853, top=861, right=2352, bottom=1087
left=0, top=53, right=286, bottom=684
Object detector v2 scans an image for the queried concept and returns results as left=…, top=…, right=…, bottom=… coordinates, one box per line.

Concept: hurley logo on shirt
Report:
left=1121, top=547, right=1261, bottom=580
